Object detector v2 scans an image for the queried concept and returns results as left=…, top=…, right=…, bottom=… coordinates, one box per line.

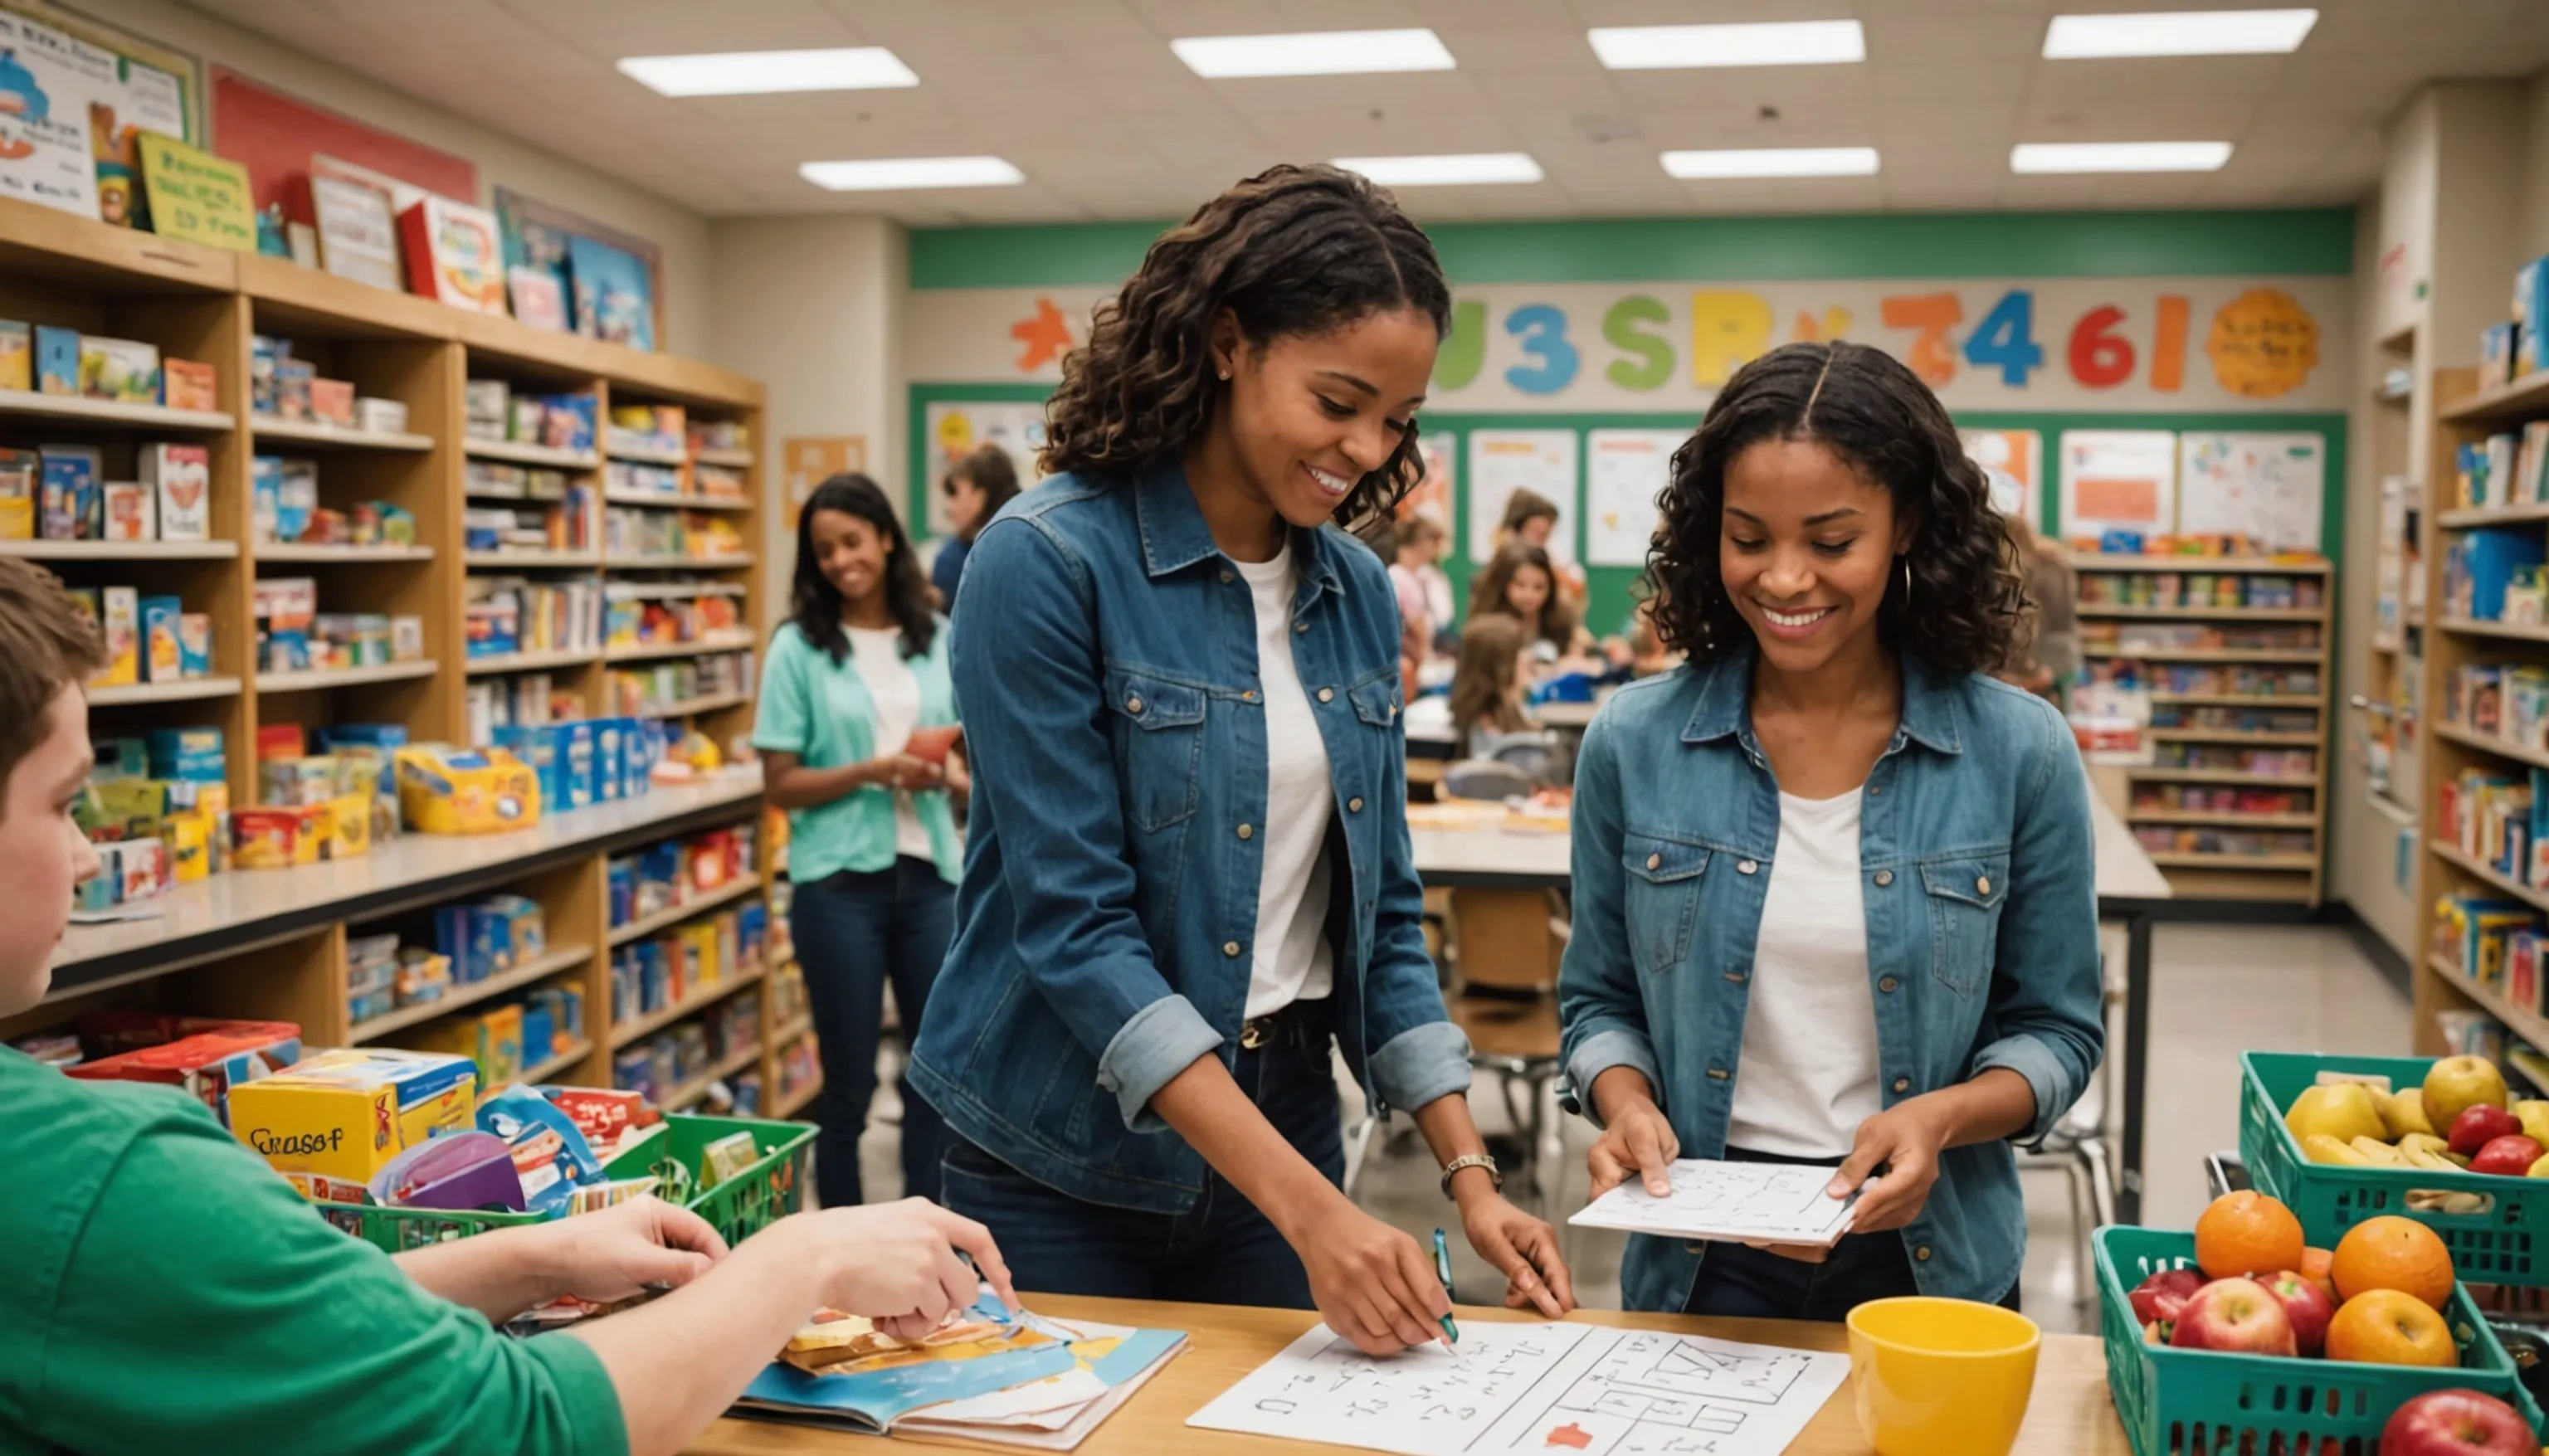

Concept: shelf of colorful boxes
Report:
left=342, top=893, right=589, bottom=1064
left=605, top=822, right=766, bottom=1045
left=464, top=383, right=602, bottom=568
left=249, top=573, right=428, bottom=690
left=247, top=335, right=434, bottom=452
left=620, top=988, right=765, bottom=1117
left=601, top=403, right=751, bottom=567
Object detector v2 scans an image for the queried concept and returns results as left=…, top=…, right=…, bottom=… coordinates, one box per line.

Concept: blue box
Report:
left=435, top=904, right=511, bottom=982
left=592, top=718, right=625, bottom=804
left=34, top=326, right=77, bottom=395
left=490, top=723, right=563, bottom=809
left=251, top=455, right=280, bottom=543
left=2455, top=528, right=2549, bottom=620
left=2486, top=322, right=2521, bottom=389
left=146, top=727, right=226, bottom=782
left=556, top=721, right=594, bottom=811
left=527, top=394, right=597, bottom=453
left=139, top=596, right=183, bottom=681
left=39, top=449, right=95, bottom=540
left=2520, top=258, right=2549, bottom=376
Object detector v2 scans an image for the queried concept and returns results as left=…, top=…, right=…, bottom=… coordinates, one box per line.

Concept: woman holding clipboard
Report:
left=1558, top=341, right=2103, bottom=1320
left=909, top=164, right=1573, bottom=1352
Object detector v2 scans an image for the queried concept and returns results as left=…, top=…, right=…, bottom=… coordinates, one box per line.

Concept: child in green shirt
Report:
left=0, top=558, right=1016, bottom=1456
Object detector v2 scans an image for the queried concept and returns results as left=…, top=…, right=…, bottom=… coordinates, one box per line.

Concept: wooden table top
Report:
left=685, top=1295, right=2127, bottom=1455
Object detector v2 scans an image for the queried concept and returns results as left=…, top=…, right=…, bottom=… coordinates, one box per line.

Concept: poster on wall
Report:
left=1584, top=429, right=1683, bottom=567
left=0, top=9, right=113, bottom=218
left=1961, top=428, right=2042, bottom=523
left=310, top=168, right=400, bottom=290
left=497, top=187, right=666, bottom=349
left=567, top=232, right=654, bottom=350
left=782, top=436, right=866, bottom=528
left=2058, top=430, right=2177, bottom=541
left=1397, top=431, right=1455, bottom=530
left=2177, top=432, right=2325, bottom=551
left=923, top=401, right=1047, bottom=534
left=1468, top=429, right=1579, bottom=564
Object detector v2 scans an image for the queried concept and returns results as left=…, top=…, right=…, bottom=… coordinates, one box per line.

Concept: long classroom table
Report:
left=1408, top=791, right=2174, bottom=1221
left=685, top=1295, right=2124, bottom=1454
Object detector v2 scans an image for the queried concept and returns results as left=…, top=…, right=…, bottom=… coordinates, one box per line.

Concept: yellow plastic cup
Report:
left=1845, top=1296, right=2042, bottom=1456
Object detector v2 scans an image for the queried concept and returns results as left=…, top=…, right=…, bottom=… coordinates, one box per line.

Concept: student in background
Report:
left=1447, top=614, right=1535, bottom=757
left=1559, top=340, right=2103, bottom=1322
left=1469, top=543, right=1596, bottom=666
left=1386, top=513, right=1446, bottom=666
left=932, top=446, right=1022, bottom=611
left=1493, top=489, right=1587, bottom=608
left=909, top=164, right=1573, bottom=1351
left=0, top=556, right=1016, bottom=1456
left=1996, top=504, right=2077, bottom=707
left=755, top=473, right=964, bottom=1210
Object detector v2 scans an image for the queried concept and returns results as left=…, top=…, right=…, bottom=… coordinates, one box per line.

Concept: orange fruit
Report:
left=2300, top=1247, right=2337, bottom=1304
left=2324, top=1288, right=2458, bottom=1367
left=2331, top=1216, right=2455, bottom=1311
left=2195, top=1191, right=2307, bottom=1279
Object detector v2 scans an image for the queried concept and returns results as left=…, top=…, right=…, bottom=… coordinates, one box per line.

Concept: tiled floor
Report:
left=852, top=921, right=2410, bottom=1337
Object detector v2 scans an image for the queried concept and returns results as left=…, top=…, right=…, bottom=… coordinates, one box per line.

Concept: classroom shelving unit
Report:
left=2077, top=553, right=2336, bottom=904
left=0, top=195, right=795, bottom=1115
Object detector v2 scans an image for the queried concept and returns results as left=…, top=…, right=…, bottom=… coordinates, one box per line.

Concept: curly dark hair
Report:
left=1040, top=163, right=1451, bottom=525
left=1649, top=340, right=2024, bottom=675
left=787, top=473, right=938, bottom=663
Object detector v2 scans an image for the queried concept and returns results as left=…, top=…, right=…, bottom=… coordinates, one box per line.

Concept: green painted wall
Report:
left=910, top=209, right=2356, bottom=290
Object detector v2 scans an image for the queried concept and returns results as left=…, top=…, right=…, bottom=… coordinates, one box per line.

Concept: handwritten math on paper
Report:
left=1189, top=1321, right=1850, bottom=1456
left=1567, top=1159, right=1855, bottom=1247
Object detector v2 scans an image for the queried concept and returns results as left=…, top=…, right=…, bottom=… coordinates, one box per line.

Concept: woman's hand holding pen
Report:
left=1292, top=1197, right=1455, bottom=1356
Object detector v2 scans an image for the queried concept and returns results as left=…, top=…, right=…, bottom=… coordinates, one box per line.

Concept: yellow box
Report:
left=411, top=1006, right=526, bottom=1088
left=326, top=793, right=371, bottom=858
left=165, top=809, right=209, bottom=882
left=227, top=1048, right=477, bottom=1181
left=394, top=744, right=542, bottom=835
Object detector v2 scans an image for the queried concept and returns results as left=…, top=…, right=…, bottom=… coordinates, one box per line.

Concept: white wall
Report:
left=68, top=0, right=716, bottom=353
left=704, top=216, right=908, bottom=600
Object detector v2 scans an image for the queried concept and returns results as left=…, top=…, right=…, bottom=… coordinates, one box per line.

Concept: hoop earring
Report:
left=1898, top=555, right=1912, bottom=604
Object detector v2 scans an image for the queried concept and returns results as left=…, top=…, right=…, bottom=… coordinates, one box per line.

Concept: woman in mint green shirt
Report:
left=754, top=473, right=963, bottom=1210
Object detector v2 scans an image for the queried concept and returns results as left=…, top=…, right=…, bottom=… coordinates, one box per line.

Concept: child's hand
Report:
left=1586, top=1098, right=1679, bottom=1199
left=802, top=1199, right=1017, bottom=1341
left=536, top=1194, right=729, bottom=1303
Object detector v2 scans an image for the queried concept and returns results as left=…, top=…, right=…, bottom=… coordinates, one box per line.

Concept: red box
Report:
left=62, top=1015, right=303, bottom=1124
left=256, top=723, right=306, bottom=762
left=309, top=377, right=355, bottom=426
left=162, top=358, right=217, bottom=412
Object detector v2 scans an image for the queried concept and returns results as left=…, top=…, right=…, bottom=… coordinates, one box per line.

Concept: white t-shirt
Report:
left=845, top=624, right=936, bottom=864
left=1234, top=546, right=1337, bottom=1018
left=1417, top=564, right=1455, bottom=639
left=1725, top=789, right=1884, bottom=1158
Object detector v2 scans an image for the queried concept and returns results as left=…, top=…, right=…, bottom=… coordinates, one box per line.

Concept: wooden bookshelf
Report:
left=2074, top=553, right=2333, bottom=905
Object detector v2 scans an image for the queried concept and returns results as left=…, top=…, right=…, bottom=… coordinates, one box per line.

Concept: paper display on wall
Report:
left=1398, top=431, right=1455, bottom=531
left=2058, top=429, right=2177, bottom=540
left=0, top=9, right=113, bottom=218
left=1188, top=1320, right=1850, bottom=1456
left=1962, top=427, right=2043, bottom=523
left=2176, top=431, right=2325, bottom=552
left=1467, top=429, right=1578, bottom=564
left=1583, top=429, right=1682, bottom=567
left=924, top=402, right=1047, bottom=535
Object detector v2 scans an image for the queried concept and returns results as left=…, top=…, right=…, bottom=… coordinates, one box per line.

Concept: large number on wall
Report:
left=1961, top=290, right=2043, bottom=387
left=1504, top=304, right=1579, bottom=395
left=1880, top=293, right=1963, bottom=387
left=2069, top=304, right=2136, bottom=389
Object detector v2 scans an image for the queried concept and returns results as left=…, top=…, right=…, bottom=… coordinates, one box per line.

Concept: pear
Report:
left=2288, top=1083, right=2390, bottom=1147
left=2515, top=1100, right=2549, bottom=1148
left=2382, top=1088, right=2439, bottom=1141
left=2303, top=1133, right=2369, bottom=1166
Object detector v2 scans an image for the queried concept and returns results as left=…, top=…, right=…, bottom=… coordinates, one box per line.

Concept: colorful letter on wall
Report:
left=2150, top=295, right=2190, bottom=392
left=1880, top=293, right=1963, bottom=387
left=2206, top=288, right=2319, bottom=399
left=1504, top=304, right=1579, bottom=395
left=1601, top=295, right=1673, bottom=391
left=1011, top=297, right=1073, bottom=371
left=2068, top=304, right=2137, bottom=389
left=1435, top=298, right=1487, bottom=390
left=1690, top=290, right=1772, bottom=387
left=1792, top=307, right=1851, bottom=343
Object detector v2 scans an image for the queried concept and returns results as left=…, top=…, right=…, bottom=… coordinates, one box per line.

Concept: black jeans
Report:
left=789, top=857, right=953, bottom=1209
left=939, top=999, right=1342, bottom=1308
left=1681, top=1147, right=2024, bottom=1323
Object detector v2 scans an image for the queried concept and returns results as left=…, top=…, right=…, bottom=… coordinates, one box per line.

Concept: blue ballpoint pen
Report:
left=1430, top=1228, right=1460, bottom=1346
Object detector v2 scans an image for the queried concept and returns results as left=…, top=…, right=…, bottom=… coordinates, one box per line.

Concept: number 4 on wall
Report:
left=1962, top=290, right=2044, bottom=387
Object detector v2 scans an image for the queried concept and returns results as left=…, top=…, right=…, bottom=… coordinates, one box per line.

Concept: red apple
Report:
left=2261, top=1269, right=2337, bottom=1356
left=2380, top=1388, right=2533, bottom=1455
left=2129, top=1268, right=2208, bottom=1329
left=2171, top=1277, right=2298, bottom=1356
left=2448, top=1104, right=2523, bottom=1158
left=2469, top=1134, right=2547, bottom=1177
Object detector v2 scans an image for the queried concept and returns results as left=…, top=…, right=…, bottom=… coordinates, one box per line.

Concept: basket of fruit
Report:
left=2240, top=1051, right=2549, bottom=1284
left=2097, top=1191, right=2541, bottom=1456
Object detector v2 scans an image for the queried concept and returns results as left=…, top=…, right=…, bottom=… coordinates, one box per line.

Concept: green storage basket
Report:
left=2239, top=1051, right=2547, bottom=1285
left=2096, top=1225, right=2530, bottom=1456
left=317, top=1112, right=815, bottom=1254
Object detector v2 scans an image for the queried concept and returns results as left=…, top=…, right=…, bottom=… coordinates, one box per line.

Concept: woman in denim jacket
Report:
left=908, top=165, right=1572, bottom=1353
left=1559, top=341, right=2103, bottom=1319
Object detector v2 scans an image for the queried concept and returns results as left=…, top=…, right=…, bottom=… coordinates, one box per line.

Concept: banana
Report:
left=2352, top=1136, right=2410, bottom=1166
left=2402, top=1143, right=2464, bottom=1173
left=2304, top=1134, right=2370, bottom=1166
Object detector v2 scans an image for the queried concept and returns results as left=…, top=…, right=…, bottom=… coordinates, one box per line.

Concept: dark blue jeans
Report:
left=940, top=1000, right=1343, bottom=1308
left=790, top=857, right=953, bottom=1210
left=1682, top=1147, right=2023, bottom=1322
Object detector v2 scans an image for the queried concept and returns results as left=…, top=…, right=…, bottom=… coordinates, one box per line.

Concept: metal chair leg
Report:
left=2064, top=1150, right=2096, bottom=1307
left=1342, top=1108, right=1382, bottom=1200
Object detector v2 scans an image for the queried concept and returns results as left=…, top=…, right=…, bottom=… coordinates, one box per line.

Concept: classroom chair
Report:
left=1445, top=886, right=1570, bottom=1219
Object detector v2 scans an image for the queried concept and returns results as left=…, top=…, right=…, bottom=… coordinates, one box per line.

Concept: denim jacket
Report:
left=906, top=465, right=1471, bottom=1214
left=1558, top=650, right=2104, bottom=1310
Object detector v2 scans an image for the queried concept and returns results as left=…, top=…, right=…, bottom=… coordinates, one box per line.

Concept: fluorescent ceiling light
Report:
left=1588, top=21, right=1864, bottom=70
left=617, top=46, right=918, bottom=97
left=2010, top=141, right=2233, bottom=173
left=1662, top=147, right=1879, bottom=179
left=1334, top=153, right=1543, bottom=187
left=2044, top=9, right=2317, bottom=58
left=799, top=156, right=1025, bottom=191
left=1170, top=28, right=1454, bottom=78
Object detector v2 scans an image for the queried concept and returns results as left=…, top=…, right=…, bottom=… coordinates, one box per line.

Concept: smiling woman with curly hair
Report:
left=1558, top=339, right=2104, bottom=1324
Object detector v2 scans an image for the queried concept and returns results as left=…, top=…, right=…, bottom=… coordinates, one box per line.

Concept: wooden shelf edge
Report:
left=348, top=945, right=596, bottom=1043
left=520, top=1039, right=595, bottom=1086
left=2433, top=721, right=2549, bottom=772
left=2425, top=953, right=2549, bottom=1051
left=85, top=675, right=242, bottom=707
left=606, top=874, right=763, bottom=947
left=2428, top=839, right=2549, bottom=916
left=608, top=963, right=766, bottom=1049
left=0, top=538, right=237, bottom=560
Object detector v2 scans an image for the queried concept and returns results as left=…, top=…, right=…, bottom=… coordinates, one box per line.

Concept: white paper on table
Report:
left=1187, top=1320, right=1850, bottom=1456
left=1567, top=1158, right=1856, bottom=1246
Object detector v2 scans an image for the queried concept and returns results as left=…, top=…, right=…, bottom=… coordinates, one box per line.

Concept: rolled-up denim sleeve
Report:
left=1557, top=713, right=1664, bottom=1128
left=1970, top=699, right=2107, bottom=1147
left=953, top=519, right=1218, bottom=1130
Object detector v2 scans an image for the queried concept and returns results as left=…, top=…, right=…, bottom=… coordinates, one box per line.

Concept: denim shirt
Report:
left=906, top=464, right=1472, bottom=1214
left=1558, top=650, right=2104, bottom=1310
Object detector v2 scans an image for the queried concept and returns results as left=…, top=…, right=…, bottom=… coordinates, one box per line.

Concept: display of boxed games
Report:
left=399, top=195, right=508, bottom=314
left=100, top=481, right=152, bottom=541
left=602, top=587, right=741, bottom=650
left=0, top=319, right=28, bottom=392
left=34, top=325, right=77, bottom=394
left=604, top=650, right=755, bottom=715
left=38, top=446, right=97, bottom=540
left=686, top=419, right=749, bottom=455
left=251, top=456, right=320, bottom=543
left=227, top=1048, right=478, bottom=1182
left=59, top=1015, right=303, bottom=1125
left=162, top=358, right=217, bottom=412
left=603, top=507, right=747, bottom=562
left=393, top=743, right=542, bottom=835
left=308, top=377, right=356, bottom=426
left=143, top=444, right=210, bottom=540
left=77, top=336, right=159, bottom=405
left=607, top=404, right=685, bottom=455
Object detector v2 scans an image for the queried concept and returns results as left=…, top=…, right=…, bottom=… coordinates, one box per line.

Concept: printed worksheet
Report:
left=1187, top=1320, right=1850, bottom=1456
left=1567, top=1159, right=1855, bottom=1246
